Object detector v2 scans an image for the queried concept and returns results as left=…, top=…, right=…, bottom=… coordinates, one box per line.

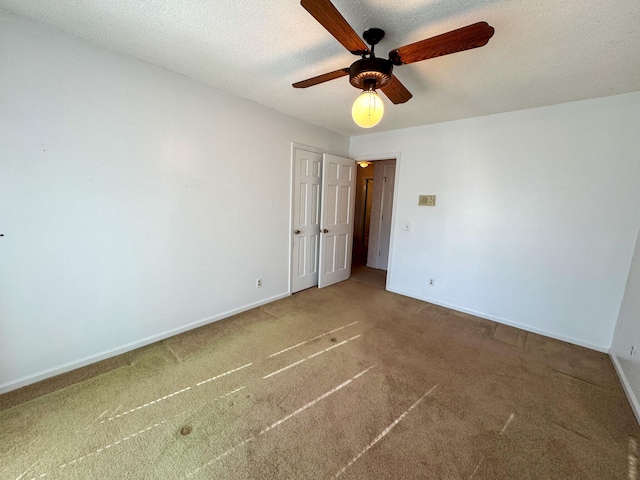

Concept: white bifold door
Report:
left=318, top=154, right=356, bottom=288
left=291, top=148, right=322, bottom=293
left=291, top=150, right=356, bottom=292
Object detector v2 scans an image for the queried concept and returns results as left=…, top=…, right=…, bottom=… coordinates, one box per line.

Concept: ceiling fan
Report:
left=293, top=0, right=495, bottom=128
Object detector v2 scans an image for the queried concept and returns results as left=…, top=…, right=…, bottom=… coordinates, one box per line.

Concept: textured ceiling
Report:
left=1, top=0, right=639, bottom=136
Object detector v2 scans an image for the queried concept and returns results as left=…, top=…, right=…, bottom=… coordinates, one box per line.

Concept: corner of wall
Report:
left=611, top=353, right=640, bottom=425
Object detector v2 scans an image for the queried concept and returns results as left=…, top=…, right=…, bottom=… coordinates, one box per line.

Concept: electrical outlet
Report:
left=429, top=278, right=435, bottom=286
left=256, top=278, right=263, bottom=288
left=631, top=345, right=636, bottom=358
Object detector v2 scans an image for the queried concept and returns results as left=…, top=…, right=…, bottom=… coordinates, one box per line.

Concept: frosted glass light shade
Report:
left=351, top=90, right=384, bottom=128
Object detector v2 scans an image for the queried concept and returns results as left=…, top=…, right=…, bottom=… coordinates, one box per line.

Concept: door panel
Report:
left=297, top=236, right=306, bottom=276
left=338, top=186, right=350, bottom=223
left=298, top=184, right=307, bottom=224
left=337, top=234, right=348, bottom=268
left=323, top=236, right=336, bottom=274
left=292, top=148, right=322, bottom=293
left=318, top=154, right=356, bottom=288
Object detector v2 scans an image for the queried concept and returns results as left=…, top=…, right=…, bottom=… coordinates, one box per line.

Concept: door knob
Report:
left=294, top=229, right=301, bottom=234
left=322, top=228, right=329, bottom=233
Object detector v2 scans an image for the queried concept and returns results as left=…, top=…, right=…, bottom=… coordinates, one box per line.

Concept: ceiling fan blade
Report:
left=300, top=0, right=370, bottom=55
left=292, top=68, right=350, bottom=88
left=381, top=76, right=413, bottom=104
left=389, top=22, right=495, bottom=65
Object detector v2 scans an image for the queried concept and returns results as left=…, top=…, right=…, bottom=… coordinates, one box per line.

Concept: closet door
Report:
left=318, top=154, right=356, bottom=288
left=291, top=147, right=322, bottom=293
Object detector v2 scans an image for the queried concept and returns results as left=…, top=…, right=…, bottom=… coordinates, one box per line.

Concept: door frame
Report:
left=353, top=152, right=402, bottom=289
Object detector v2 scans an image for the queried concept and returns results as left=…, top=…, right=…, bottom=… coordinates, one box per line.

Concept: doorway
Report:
left=352, top=164, right=374, bottom=267
left=351, top=159, right=396, bottom=285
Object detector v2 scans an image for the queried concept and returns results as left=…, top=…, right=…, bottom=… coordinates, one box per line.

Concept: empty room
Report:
left=1, top=0, right=640, bottom=478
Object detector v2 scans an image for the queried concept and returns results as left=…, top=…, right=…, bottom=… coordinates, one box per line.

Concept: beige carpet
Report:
left=1, top=274, right=638, bottom=479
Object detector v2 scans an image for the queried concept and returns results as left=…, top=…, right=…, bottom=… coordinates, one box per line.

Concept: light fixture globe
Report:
left=352, top=90, right=384, bottom=128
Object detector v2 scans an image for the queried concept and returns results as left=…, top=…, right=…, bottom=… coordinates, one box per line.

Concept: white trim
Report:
left=387, top=286, right=609, bottom=353
left=289, top=143, right=296, bottom=295
left=0, top=292, right=290, bottom=394
left=352, top=152, right=402, bottom=162
left=610, top=353, right=640, bottom=425
left=292, top=142, right=326, bottom=155
left=385, top=155, right=401, bottom=290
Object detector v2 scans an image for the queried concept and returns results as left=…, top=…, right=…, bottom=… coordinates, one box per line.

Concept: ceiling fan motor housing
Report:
left=349, top=57, right=394, bottom=90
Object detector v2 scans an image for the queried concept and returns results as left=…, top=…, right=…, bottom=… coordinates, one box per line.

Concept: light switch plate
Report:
left=419, top=195, right=436, bottom=206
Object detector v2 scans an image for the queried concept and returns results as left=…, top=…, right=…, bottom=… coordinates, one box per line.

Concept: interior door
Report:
left=318, top=154, right=356, bottom=288
left=291, top=148, right=322, bottom=293
left=377, top=165, right=395, bottom=270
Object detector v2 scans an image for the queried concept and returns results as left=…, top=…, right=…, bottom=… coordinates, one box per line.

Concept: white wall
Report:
left=350, top=92, right=640, bottom=351
left=0, top=11, right=348, bottom=392
left=611, top=226, right=640, bottom=421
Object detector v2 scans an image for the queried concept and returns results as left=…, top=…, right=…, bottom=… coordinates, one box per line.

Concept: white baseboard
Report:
left=0, top=292, right=290, bottom=394
left=387, top=286, right=609, bottom=353
left=610, top=353, right=640, bottom=425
